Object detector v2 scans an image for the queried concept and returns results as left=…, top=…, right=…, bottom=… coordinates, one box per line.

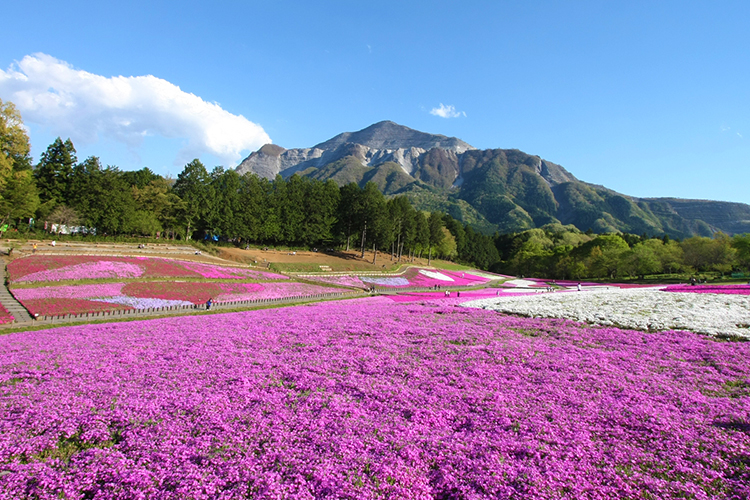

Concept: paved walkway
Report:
left=0, top=264, right=33, bottom=324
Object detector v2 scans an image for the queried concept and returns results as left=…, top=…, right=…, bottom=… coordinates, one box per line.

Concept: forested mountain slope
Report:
left=236, top=121, right=750, bottom=237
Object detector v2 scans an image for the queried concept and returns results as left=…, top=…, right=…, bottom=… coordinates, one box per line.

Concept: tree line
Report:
left=494, top=224, right=750, bottom=279
left=0, top=99, right=500, bottom=269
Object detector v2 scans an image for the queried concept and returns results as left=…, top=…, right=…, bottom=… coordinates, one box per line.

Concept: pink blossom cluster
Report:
left=1, top=299, right=748, bottom=498
left=179, top=261, right=288, bottom=280
left=214, top=282, right=348, bottom=302
left=663, top=284, right=750, bottom=295
left=0, top=305, right=13, bottom=324
left=18, top=261, right=144, bottom=283
left=8, top=255, right=287, bottom=283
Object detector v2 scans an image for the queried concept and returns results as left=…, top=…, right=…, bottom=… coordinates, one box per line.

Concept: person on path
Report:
left=32, top=243, right=37, bottom=254
left=577, top=283, right=581, bottom=292
left=206, top=298, right=213, bottom=310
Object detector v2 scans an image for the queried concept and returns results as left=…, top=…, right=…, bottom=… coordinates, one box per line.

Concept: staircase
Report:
left=1, top=264, right=33, bottom=324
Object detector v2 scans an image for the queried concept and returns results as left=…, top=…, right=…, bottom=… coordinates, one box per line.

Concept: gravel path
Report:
left=461, top=288, right=750, bottom=339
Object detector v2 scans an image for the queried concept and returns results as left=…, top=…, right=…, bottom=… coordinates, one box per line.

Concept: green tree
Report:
left=336, top=183, right=361, bottom=250
left=67, top=157, right=138, bottom=235
left=0, top=100, right=38, bottom=224
left=435, top=227, right=457, bottom=259
left=173, top=159, right=212, bottom=240
left=35, top=137, right=77, bottom=205
left=624, top=241, right=661, bottom=278
left=356, top=182, right=387, bottom=260
left=732, top=234, right=750, bottom=271
left=681, top=234, right=736, bottom=274
left=427, top=211, right=445, bottom=265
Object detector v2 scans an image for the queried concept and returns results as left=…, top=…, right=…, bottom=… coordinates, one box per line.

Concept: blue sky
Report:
left=2, top=1, right=749, bottom=204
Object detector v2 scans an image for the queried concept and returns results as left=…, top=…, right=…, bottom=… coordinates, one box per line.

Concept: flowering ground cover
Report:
left=0, top=305, right=13, bottom=324
left=11, top=281, right=350, bottom=317
left=17, top=298, right=134, bottom=317
left=386, top=290, right=541, bottom=303
left=8, top=255, right=287, bottom=283
left=0, top=299, right=749, bottom=499
left=663, top=284, right=750, bottom=295
left=359, top=267, right=492, bottom=288
left=498, top=278, right=549, bottom=288
left=299, top=275, right=368, bottom=288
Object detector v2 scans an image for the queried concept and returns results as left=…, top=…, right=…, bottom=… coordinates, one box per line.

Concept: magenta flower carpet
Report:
left=1, top=299, right=748, bottom=499
left=663, top=284, right=750, bottom=295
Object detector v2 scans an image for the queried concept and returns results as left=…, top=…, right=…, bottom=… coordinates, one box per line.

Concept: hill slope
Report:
left=236, top=122, right=750, bottom=237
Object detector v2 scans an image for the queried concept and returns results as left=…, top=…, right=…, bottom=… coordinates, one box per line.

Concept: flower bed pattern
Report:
left=360, top=268, right=491, bottom=288
left=7, top=255, right=287, bottom=283
left=0, top=300, right=748, bottom=498
left=301, top=275, right=367, bottom=288
left=663, top=284, right=750, bottom=295
left=11, top=281, right=349, bottom=317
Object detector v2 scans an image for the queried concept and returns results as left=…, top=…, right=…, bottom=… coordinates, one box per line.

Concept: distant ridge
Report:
left=236, top=121, right=750, bottom=237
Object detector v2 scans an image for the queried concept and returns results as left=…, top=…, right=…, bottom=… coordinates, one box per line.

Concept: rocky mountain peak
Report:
left=313, top=120, right=474, bottom=153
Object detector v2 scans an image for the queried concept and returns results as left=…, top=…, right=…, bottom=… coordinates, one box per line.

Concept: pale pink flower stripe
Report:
left=215, top=282, right=349, bottom=302
left=11, top=283, right=126, bottom=301
left=19, top=261, right=144, bottom=283
left=179, top=261, right=288, bottom=280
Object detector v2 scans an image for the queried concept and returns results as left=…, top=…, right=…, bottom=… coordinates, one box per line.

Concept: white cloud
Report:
left=0, top=53, right=271, bottom=166
left=430, top=103, right=466, bottom=119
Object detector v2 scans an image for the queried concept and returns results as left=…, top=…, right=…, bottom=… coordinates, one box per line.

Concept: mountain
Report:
left=235, top=121, right=750, bottom=237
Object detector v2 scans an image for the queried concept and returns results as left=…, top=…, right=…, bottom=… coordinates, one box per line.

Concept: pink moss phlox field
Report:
left=1, top=301, right=749, bottom=499
left=17, top=261, right=143, bottom=282
left=7, top=255, right=287, bottom=283
left=360, top=268, right=491, bottom=288
left=214, top=282, right=348, bottom=302
left=386, top=290, right=539, bottom=303
left=178, top=260, right=288, bottom=280
left=17, top=298, right=133, bottom=316
left=663, top=284, right=750, bottom=295
left=0, top=305, right=13, bottom=324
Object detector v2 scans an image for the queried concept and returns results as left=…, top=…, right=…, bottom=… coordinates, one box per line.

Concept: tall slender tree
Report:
left=34, top=137, right=77, bottom=205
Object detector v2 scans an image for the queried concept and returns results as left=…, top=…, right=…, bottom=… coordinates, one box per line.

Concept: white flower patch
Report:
left=460, top=288, right=750, bottom=339
left=418, top=270, right=454, bottom=282
left=94, top=297, right=194, bottom=309
left=503, top=279, right=540, bottom=287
